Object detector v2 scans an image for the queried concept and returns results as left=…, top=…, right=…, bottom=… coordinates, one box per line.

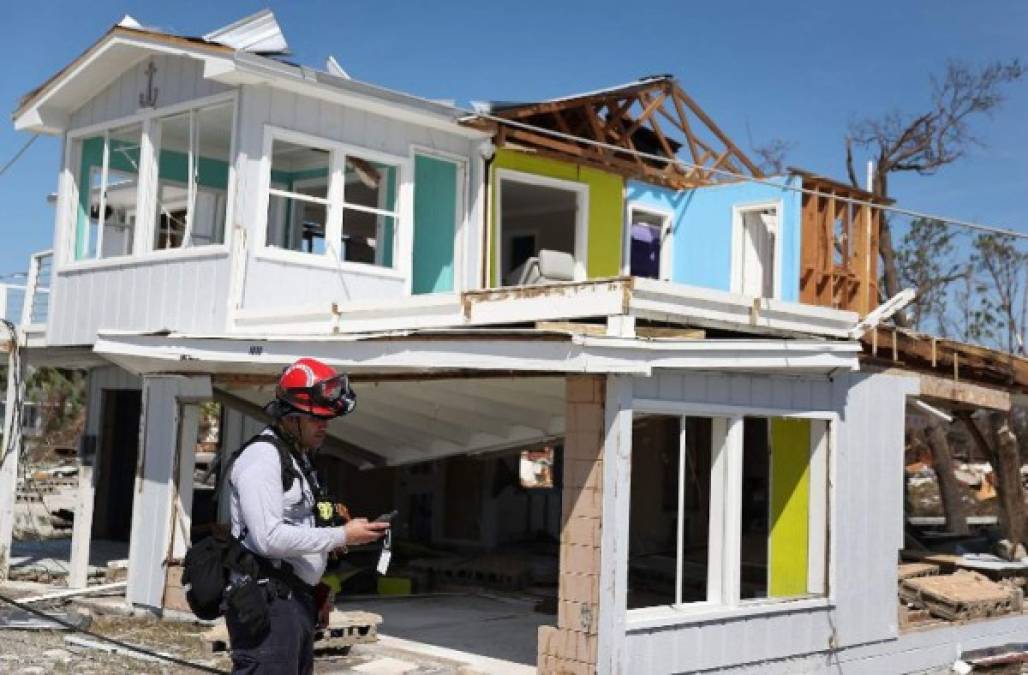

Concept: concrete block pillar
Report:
left=0, top=342, right=26, bottom=580
left=539, top=374, right=610, bottom=674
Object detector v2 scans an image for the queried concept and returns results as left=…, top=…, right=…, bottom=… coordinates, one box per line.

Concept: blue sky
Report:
left=1, top=1, right=1026, bottom=277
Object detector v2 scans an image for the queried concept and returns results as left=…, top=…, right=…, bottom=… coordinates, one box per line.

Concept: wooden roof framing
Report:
left=465, top=76, right=764, bottom=188
left=862, top=325, right=1028, bottom=397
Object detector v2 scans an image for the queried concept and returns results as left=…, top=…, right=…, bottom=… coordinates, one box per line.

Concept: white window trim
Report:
left=62, top=92, right=238, bottom=266
left=625, top=400, right=834, bottom=626
left=493, top=168, right=589, bottom=285
left=409, top=146, right=468, bottom=294
left=730, top=199, right=783, bottom=300
left=626, top=202, right=674, bottom=281
left=258, top=125, right=411, bottom=282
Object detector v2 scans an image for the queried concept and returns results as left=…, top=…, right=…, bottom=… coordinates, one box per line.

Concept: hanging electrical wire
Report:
left=0, top=134, right=39, bottom=178
left=461, top=107, right=1028, bottom=242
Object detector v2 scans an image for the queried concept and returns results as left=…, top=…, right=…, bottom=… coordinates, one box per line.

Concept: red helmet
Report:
left=274, top=358, right=356, bottom=419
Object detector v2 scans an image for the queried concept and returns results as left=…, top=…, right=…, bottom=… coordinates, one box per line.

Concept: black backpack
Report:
left=181, top=527, right=256, bottom=620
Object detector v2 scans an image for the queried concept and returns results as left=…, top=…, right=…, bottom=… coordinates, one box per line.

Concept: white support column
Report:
left=170, top=404, right=202, bottom=560
left=597, top=374, right=633, bottom=675
left=0, top=337, right=25, bottom=580
left=126, top=375, right=211, bottom=610
left=68, top=464, right=95, bottom=588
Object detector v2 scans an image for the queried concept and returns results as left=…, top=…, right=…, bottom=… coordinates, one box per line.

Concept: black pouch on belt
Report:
left=223, top=575, right=271, bottom=646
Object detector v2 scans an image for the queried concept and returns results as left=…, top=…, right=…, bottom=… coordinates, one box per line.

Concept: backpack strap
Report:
left=219, top=426, right=303, bottom=498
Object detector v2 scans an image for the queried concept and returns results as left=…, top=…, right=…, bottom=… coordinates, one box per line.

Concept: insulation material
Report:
left=768, top=417, right=811, bottom=597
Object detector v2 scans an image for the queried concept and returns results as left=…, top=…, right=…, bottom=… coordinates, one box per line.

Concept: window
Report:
left=628, top=206, right=671, bottom=280
left=74, top=123, right=143, bottom=259
left=153, top=103, right=232, bottom=249
left=266, top=138, right=331, bottom=255
left=628, top=411, right=828, bottom=613
left=69, top=98, right=235, bottom=262
left=495, top=171, right=587, bottom=286
left=264, top=135, right=400, bottom=268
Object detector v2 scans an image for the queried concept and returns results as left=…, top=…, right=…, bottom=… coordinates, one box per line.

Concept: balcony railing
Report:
left=21, top=249, right=52, bottom=332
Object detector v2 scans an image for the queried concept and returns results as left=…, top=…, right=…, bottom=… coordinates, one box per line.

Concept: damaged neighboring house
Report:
left=2, top=9, right=1027, bottom=673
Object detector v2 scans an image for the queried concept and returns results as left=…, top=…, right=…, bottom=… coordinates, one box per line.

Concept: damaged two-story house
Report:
left=3, top=10, right=1027, bottom=674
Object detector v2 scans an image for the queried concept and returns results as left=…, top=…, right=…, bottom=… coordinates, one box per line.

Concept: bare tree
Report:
left=970, top=233, right=1028, bottom=355
left=895, top=218, right=966, bottom=334
left=750, top=138, right=793, bottom=175
left=845, top=59, right=1024, bottom=325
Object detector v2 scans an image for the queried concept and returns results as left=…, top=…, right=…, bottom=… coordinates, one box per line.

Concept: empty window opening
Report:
left=153, top=104, right=232, bottom=250
left=628, top=414, right=713, bottom=609
left=341, top=156, right=398, bottom=267
left=498, top=177, right=581, bottom=286
left=627, top=410, right=828, bottom=615
left=266, top=139, right=331, bottom=254
left=75, top=123, right=143, bottom=260
left=629, top=207, right=671, bottom=280
left=734, top=205, right=778, bottom=298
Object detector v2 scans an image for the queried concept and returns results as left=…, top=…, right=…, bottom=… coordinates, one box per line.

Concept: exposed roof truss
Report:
left=469, top=76, right=763, bottom=188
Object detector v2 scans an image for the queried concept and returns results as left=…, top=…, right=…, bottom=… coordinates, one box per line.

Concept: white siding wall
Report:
left=69, top=54, right=231, bottom=131
left=621, top=370, right=916, bottom=674
left=48, top=253, right=232, bottom=345
left=233, top=85, right=477, bottom=314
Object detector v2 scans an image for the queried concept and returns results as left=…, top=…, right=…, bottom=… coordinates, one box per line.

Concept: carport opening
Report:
left=197, top=376, right=567, bottom=667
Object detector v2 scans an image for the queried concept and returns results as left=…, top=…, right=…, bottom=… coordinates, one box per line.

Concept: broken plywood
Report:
left=897, top=562, right=940, bottom=581
left=900, top=570, right=1023, bottom=621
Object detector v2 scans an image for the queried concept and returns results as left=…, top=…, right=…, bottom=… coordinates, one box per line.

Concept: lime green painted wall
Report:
left=769, top=417, right=811, bottom=597
left=490, top=148, right=623, bottom=285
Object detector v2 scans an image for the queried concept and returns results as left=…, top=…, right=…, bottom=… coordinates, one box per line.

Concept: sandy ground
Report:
left=0, top=585, right=535, bottom=674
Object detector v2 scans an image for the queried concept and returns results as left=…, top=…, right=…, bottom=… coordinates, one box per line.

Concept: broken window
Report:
left=153, top=103, right=232, bottom=250
left=627, top=410, right=828, bottom=615
left=342, top=156, right=399, bottom=267
left=628, top=206, right=671, bottom=280
left=73, top=123, right=143, bottom=260
left=266, top=138, right=331, bottom=254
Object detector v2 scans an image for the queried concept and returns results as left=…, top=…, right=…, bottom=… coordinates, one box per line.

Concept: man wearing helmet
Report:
left=226, top=357, right=388, bottom=673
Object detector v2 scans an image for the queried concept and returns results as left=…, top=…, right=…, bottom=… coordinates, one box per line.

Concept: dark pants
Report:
left=227, top=585, right=316, bottom=675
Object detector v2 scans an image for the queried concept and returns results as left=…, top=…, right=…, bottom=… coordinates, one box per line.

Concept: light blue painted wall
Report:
left=625, top=176, right=802, bottom=302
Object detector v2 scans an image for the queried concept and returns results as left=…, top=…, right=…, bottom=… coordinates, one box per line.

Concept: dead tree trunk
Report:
left=925, top=420, right=969, bottom=535
left=960, top=412, right=1026, bottom=552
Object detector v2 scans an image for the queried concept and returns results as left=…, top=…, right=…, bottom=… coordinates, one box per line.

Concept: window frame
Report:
left=62, top=91, right=237, bottom=267
left=626, top=399, right=834, bottom=626
left=626, top=203, right=674, bottom=281
left=493, top=168, right=590, bottom=285
left=256, top=125, right=409, bottom=281
left=730, top=199, right=783, bottom=300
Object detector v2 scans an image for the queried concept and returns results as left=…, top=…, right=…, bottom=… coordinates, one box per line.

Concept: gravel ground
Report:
left=0, top=589, right=492, bottom=674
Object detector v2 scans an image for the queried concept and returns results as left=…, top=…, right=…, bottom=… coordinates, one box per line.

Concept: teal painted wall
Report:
left=626, top=176, right=802, bottom=302
left=412, top=155, right=458, bottom=294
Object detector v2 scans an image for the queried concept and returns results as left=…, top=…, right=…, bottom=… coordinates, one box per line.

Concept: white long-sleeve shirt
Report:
left=229, top=429, right=345, bottom=586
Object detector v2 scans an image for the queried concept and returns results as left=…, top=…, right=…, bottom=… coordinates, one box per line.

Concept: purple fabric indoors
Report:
left=630, top=223, right=661, bottom=278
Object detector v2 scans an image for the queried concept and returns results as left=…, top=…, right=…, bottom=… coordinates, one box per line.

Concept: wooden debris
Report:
left=900, top=570, right=1023, bottom=621
left=202, top=610, right=381, bottom=654
left=897, top=563, right=940, bottom=581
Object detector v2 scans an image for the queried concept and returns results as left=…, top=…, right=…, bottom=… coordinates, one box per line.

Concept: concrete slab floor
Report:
left=338, top=592, right=548, bottom=667
left=9, top=538, right=128, bottom=576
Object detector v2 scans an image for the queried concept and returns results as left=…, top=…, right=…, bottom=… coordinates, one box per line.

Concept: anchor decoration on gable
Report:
left=139, top=60, right=159, bottom=108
